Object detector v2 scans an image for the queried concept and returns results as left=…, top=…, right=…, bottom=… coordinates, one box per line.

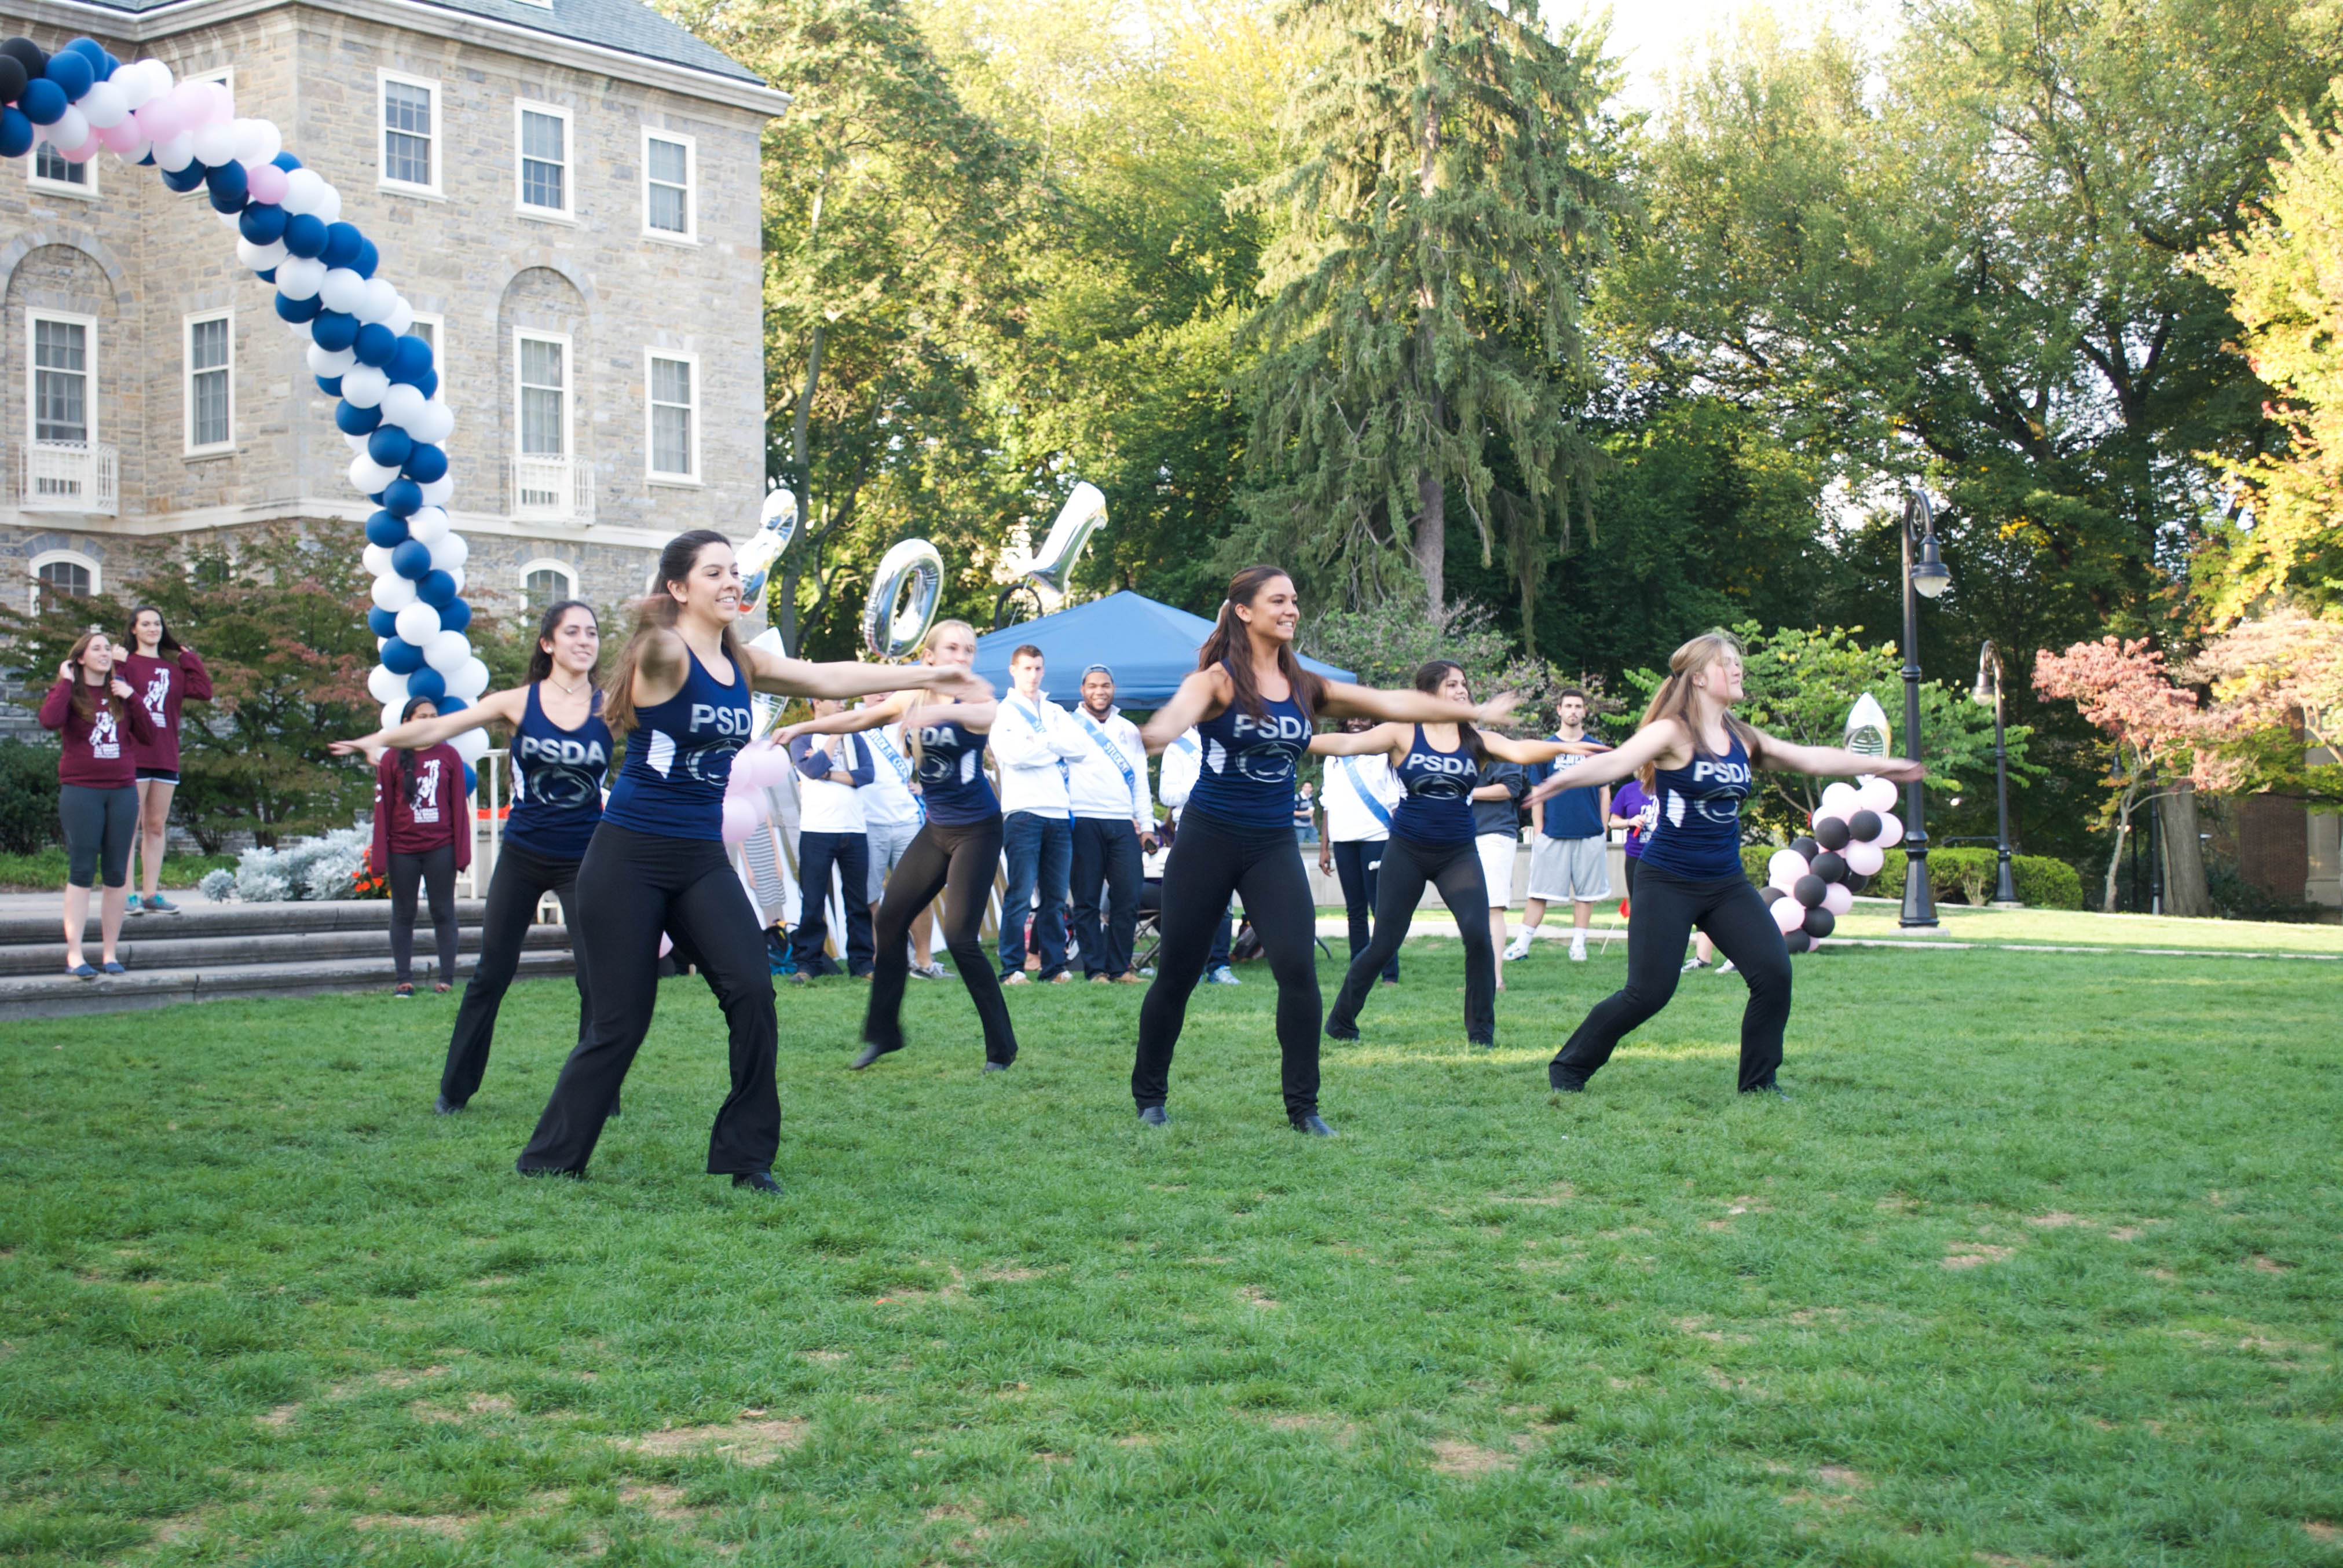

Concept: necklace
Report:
left=548, top=673, right=588, bottom=698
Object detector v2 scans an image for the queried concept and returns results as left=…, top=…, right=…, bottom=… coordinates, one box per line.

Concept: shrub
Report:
left=1738, top=841, right=2082, bottom=909
left=0, top=738, right=60, bottom=856
left=198, top=828, right=380, bottom=903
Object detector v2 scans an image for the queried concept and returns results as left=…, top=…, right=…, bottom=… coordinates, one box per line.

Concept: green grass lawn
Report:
left=4, top=938, right=2339, bottom=1566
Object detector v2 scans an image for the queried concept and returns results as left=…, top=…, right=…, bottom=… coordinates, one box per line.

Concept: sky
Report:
left=1561, top=0, right=1903, bottom=108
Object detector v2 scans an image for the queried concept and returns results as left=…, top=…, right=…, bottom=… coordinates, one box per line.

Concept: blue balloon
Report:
left=382, top=478, right=423, bottom=517
left=367, top=606, right=400, bottom=639
left=438, top=598, right=472, bottom=635
left=18, top=78, right=66, bottom=126
left=239, top=203, right=288, bottom=244
left=65, top=38, right=109, bottom=68
left=274, top=291, right=321, bottom=324
left=380, top=636, right=426, bottom=675
left=160, top=160, right=208, bottom=194
left=353, top=322, right=398, bottom=368
left=281, top=212, right=327, bottom=258
left=414, top=369, right=440, bottom=400
left=353, top=239, right=379, bottom=279
left=364, top=510, right=409, bottom=548
left=321, top=222, right=363, bottom=268
left=405, top=666, right=447, bottom=701
left=205, top=160, right=248, bottom=213
left=461, top=761, right=477, bottom=796
left=402, top=443, right=448, bottom=484
left=272, top=151, right=301, bottom=171
left=95, top=52, right=120, bottom=82
left=310, top=310, right=358, bottom=353
left=386, top=335, right=434, bottom=384
left=417, top=570, right=457, bottom=610
left=312, top=371, right=338, bottom=395
left=391, top=538, right=433, bottom=579
left=369, top=425, right=415, bottom=469
left=42, top=49, right=93, bottom=100
left=334, top=398, right=380, bottom=435
left=0, top=109, right=33, bottom=160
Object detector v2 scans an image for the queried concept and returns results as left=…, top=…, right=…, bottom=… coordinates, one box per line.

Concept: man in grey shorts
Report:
left=1510, top=689, right=1612, bottom=963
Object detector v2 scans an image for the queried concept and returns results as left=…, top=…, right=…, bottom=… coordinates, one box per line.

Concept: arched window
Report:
left=28, top=549, right=100, bottom=613
left=519, top=558, right=577, bottom=611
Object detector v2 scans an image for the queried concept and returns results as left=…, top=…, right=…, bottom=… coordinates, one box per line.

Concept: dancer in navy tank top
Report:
left=778, top=617, right=1017, bottom=1071
left=338, top=599, right=613, bottom=1112
left=513, top=531, right=984, bottom=1193
left=1133, top=567, right=1519, bottom=1134
left=1311, top=660, right=1602, bottom=1049
left=1522, top=630, right=1922, bottom=1097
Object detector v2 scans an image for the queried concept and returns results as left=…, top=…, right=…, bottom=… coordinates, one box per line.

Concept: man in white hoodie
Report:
left=1065, top=664, right=1156, bottom=983
left=992, top=644, right=1092, bottom=984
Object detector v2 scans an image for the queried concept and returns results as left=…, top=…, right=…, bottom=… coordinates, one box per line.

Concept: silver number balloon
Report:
left=1021, top=481, right=1107, bottom=599
left=736, top=486, right=800, bottom=624
left=863, top=537, right=946, bottom=660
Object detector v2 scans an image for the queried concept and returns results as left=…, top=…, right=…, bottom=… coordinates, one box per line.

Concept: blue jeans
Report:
left=792, top=830, right=873, bottom=976
left=999, top=810, right=1072, bottom=979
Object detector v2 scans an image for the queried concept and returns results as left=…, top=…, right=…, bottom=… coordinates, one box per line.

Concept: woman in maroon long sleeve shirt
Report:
left=120, top=606, right=211, bottom=914
left=371, top=696, right=472, bottom=998
left=41, top=629, right=158, bottom=977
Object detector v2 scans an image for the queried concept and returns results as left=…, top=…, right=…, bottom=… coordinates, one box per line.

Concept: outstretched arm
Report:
left=1319, top=680, right=1517, bottom=729
left=1306, top=721, right=1407, bottom=758
left=331, top=686, right=526, bottom=763
left=1523, top=722, right=1685, bottom=804
left=1479, top=733, right=1606, bottom=765
left=774, top=690, right=915, bottom=742
left=1140, top=668, right=1229, bottom=753
left=1749, top=731, right=1924, bottom=783
left=744, top=645, right=990, bottom=705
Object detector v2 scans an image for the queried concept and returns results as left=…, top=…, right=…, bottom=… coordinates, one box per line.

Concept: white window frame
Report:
left=514, top=100, right=575, bottom=221
left=406, top=310, right=445, bottom=361
left=183, top=309, right=236, bottom=456
left=28, top=137, right=98, bottom=199
left=514, top=329, right=573, bottom=459
left=26, top=307, right=98, bottom=446
left=28, top=548, right=101, bottom=614
left=378, top=69, right=442, bottom=199
left=640, top=127, right=697, bottom=244
left=518, top=558, right=579, bottom=605
left=644, top=349, right=701, bottom=485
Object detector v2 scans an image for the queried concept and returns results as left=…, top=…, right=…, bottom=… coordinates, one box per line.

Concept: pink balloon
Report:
left=247, top=162, right=288, bottom=204
left=1869, top=811, right=1902, bottom=847
left=720, top=797, right=757, bottom=845
left=1844, top=839, right=1885, bottom=877
left=1766, top=848, right=1810, bottom=892
left=97, top=119, right=143, bottom=153
left=168, top=80, right=210, bottom=120
left=134, top=101, right=180, bottom=142
left=658, top=932, right=674, bottom=958
left=1822, top=882, right=1854, bottom=916
left=1770, top=895, right=1807, bottom=935
left=1855, top=776, right=1899, bottom=816
left=203, top=81, right=236, bottom=126
left=58, top=135, right=100, bottom=164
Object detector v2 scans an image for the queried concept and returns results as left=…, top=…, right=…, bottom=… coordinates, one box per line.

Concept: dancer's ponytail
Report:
left=1635, top=630, right=1758, bottom=790
left=604, top=531, right=745, bottom=734
left=1196, top=566, right=1323, bottom=723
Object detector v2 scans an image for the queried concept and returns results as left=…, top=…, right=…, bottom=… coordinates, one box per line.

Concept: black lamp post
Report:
left=1898, top=490, right=1949, bottom=929
left=1970, top=640, right=2020, bottom=906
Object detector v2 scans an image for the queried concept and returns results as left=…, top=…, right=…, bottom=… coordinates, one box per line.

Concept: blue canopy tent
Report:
left=972, top=590, right=1354, bottom=708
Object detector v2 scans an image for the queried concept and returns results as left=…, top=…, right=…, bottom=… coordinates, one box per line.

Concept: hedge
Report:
left=1737, top=842, right=2083, bottom=910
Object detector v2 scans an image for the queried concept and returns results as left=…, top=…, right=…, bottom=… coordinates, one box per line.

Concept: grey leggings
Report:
left=389, top=844, right=459, bottom=984
left=61, top=783, right=138, bottom=888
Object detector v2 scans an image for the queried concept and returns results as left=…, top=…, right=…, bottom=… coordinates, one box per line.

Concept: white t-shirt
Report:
left=794, top=732, right=867, bottom=836
left=1320, top=751, right=1400, bottom=842
left=860, top=720, right=922, bottom=830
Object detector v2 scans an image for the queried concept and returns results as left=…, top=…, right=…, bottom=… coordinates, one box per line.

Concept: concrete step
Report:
left=0, top=921, right=570, bottom=977
left=0, top=948, right=579, bottom=1020
left=0, top=900, right=493, bottom=946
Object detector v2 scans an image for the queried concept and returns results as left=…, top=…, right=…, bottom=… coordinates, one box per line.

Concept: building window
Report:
left=379, top=72, right=440, bottom=195
left=517, top=102, right=572, bottom=217
left=647, top=352, right=698, bottom=482
left=643, top=130, right=694, bottom=240
left=30, top=312, right=94, bottom=445
left=29, top=551, right=99, bottom=613
left=31, top=140, right=94, bottom=195
left=185, top=312, right=235, bottom=453
left=516, top=333, right=569, bottom=457
left=521, top=560, right=577, bottom=610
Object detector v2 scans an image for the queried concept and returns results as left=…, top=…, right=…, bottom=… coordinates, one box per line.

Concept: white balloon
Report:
left=409, top=399, right=456, bottom=445
left=1766, top=849, right=1811, bottom=892
left=215, top=209, right=243, bottom=230
left=49, top=107, right=88, bottom=151
left=379, top=383, right=428, bottom=431
left=314, top=183, right=342, bottom=224
left=317, top=268, right=367, bottom=314
left=372, top=573, right=418, bottom=612
left=307, top=343, right=357, bottom=377
left=403, top=506, right=451, bottom=545
left=383, top=298, right=415, bottom=336
left=339, top=363, right=389, bottom=409
left=78, top=82, right=128, bottom=129
left=418, top=476, right=455, bottom=506
left=349, top=455, right=401, bottom=494
left=449, top=657, right=492, bottom=701
left=367, top=664, right=404, bottom=705
left=1820, top=781, right=1859, bottom=816
left=232, top=117, right=281, bottom=166
left=445, top=566, right=467, bottom=595
left=382, top=699, right=409, bottom=732
left=394, top=601, right=442, bottom=646
left=362, top=543, right=393, bottom=578
left=1822, top=882, right=1855, bottom=917
left=154, top=133, right=195, bottom=172
left=428, top=533, right=469, bottom=574
left=1855, top=776, right=1900, bottom=816
left=420, top=631, right=468, bottom=673
left=116, top=64, right=159, bottom=111
left=109, top=136, right=151, bottom=167
left=274, top=256, right=327, bottom=301
left=235, top=237, right=287, bottom=271
left=1844, top=839, right=1886, bottom=877
left=356, top=277, right=400, bottom=324
left=280, top=167, right=326, bottom=215
left=1869, top=811, right=1902, bottom=848
left=191, top=122, right=238, bottom=167
left=1770, top=895, right=1807, bottom=935
left=345, top=431, right=372, bottom=455
left=451, top=727, right=489, bottom=765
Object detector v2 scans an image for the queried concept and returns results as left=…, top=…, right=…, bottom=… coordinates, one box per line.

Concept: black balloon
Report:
left=1802, top=907, right=1835, bottom=940
left=1759, top=885, right=1785, bottom=904
left=1848, top=809, right=1883, bottom=843
left=1783, top=930, right=1813, bottom=954
left=1, top=38, right=45, bottom=81
left=1790, top=835, right=1821, bottom=862
left=1846, top=872, right=1872, bottom=895
left=1813, top=815, right=1851, bottom=851
left=0, top=55, right=27, bottom=104
left=1793, top=874, right=1827, bottom=908
left=1810, top=849, right=1848, bottom=883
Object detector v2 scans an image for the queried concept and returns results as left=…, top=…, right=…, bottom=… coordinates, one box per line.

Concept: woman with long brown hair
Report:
left=41, top=629, right=158, bottom=977
left=1522, top=630, right=1922, bottom=1096
left=1132, top=567, right=1517, bottom=1135
left=514, top=532, right=982, bottom=1194
left=119, top=606, right=210, bottom=915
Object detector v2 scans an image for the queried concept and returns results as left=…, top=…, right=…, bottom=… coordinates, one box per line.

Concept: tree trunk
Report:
left=2158, top=783, right=2213, bottom=918
left=2102, top=813, right=2129, bottom=913
left=1413, top=470, right=1445, bottom=611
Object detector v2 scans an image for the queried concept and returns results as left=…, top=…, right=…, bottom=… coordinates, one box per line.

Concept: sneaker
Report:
left=1048, top=972, right=1074, bottom=984
left=125, top=894, right=147, bottom=915
left=1569, top=943, right=1588, bottom=963
left=1205, top=965, right=1241, bottom=986
left=145, top=893, right=179, bottom=914
left=1503, top=935, right=1532, bottom=962
left=1716, top=959, right=1736, bottom=974
left=913, top=963, right=950, bottom=981
left=1092, top=973, right=1113, bottom=984
left=1680, top=958, right=1709, bottom=973
left=1001, top=971, right=1030, bottom=986
left=394, top=983, right=414, bottom=999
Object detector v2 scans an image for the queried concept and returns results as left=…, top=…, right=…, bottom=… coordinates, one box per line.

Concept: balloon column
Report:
left=1761, top=776, right=1904, bottom=954
left=0, top=35, right=479, bottom=776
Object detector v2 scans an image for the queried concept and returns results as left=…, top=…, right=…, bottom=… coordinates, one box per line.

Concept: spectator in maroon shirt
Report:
left=371, top=697, right=473, bottom=999
left=120, top=606, right=211, bottom=915
left=40, top=629, right=158, bottom=978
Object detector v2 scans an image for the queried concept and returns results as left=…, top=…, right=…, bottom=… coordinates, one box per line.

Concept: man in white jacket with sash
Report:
left=992, top=644, right=1091, bottom=984
left=1066, top=664, right=1156, bottom=983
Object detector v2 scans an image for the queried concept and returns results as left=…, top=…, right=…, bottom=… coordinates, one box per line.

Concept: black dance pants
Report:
left=1327, top=833, right=1493, bottom=1045
left=387, top=844, right=457, bottom=984
left=441, top=841, right=584, bottom=1108
left=518, top=824, right=779, bottom=1177
left=1133, top=809, right=1321, bottom=1119
left=1549, top=862, right=1791, bottom=1093
left=792, top=830, right=874, bottom=976
left=1329, top=836, right=1397, bottom=982
left=863, top=815, right=1017, bottom=1064
left=1071, top=816, right=1143, bottom=977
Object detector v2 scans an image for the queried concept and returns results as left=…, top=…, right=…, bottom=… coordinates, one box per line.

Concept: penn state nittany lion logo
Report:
left=1224, top=712, right=1308, bottom=783
left=1408, top=751, right=1477, bottom=799
left=913, top=725, right=967, bottom=785
left=515, top=735, right=607, bottom=808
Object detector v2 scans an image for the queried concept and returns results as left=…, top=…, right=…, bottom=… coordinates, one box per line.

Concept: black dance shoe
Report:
left=849, top=1040, right=902, bottom=1071
left=608, top=1096, right=623, bottom=1118
left=1548, top=1064, right=1587, bottom=1094
left=982, top=1060, right=1010, bottom=1072
left=1289, top=1113, right=1337, bottom=1137
left=1137, top=1105, right=1169, bottom=1127
left=732, top=1171, right=784, bottom=1195
left=1323, top=1020, right=1360, bottom=1042
left=1741, top=1083, right=1791, bottom=1100
left=433, top=1094, right=465, bottom=1116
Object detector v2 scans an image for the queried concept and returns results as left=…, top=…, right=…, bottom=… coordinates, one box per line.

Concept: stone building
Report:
left=1, top=0, right=787, bottom=622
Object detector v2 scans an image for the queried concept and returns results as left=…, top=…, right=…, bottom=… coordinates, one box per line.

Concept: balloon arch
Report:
left=2, top=35, right=486, bottom=780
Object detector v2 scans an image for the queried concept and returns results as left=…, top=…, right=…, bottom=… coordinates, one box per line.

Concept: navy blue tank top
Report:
left=602, top=646, right=752, bottom=841
left=504, top=683, right=612, bottom=859
left=1389, top=725, right=1480, bottom=844
left=1641, top=728, right=1753, bottom=880
left=1188, top=664, right=1311, bottom=828
left=908, top=715, right=997, bottom=826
